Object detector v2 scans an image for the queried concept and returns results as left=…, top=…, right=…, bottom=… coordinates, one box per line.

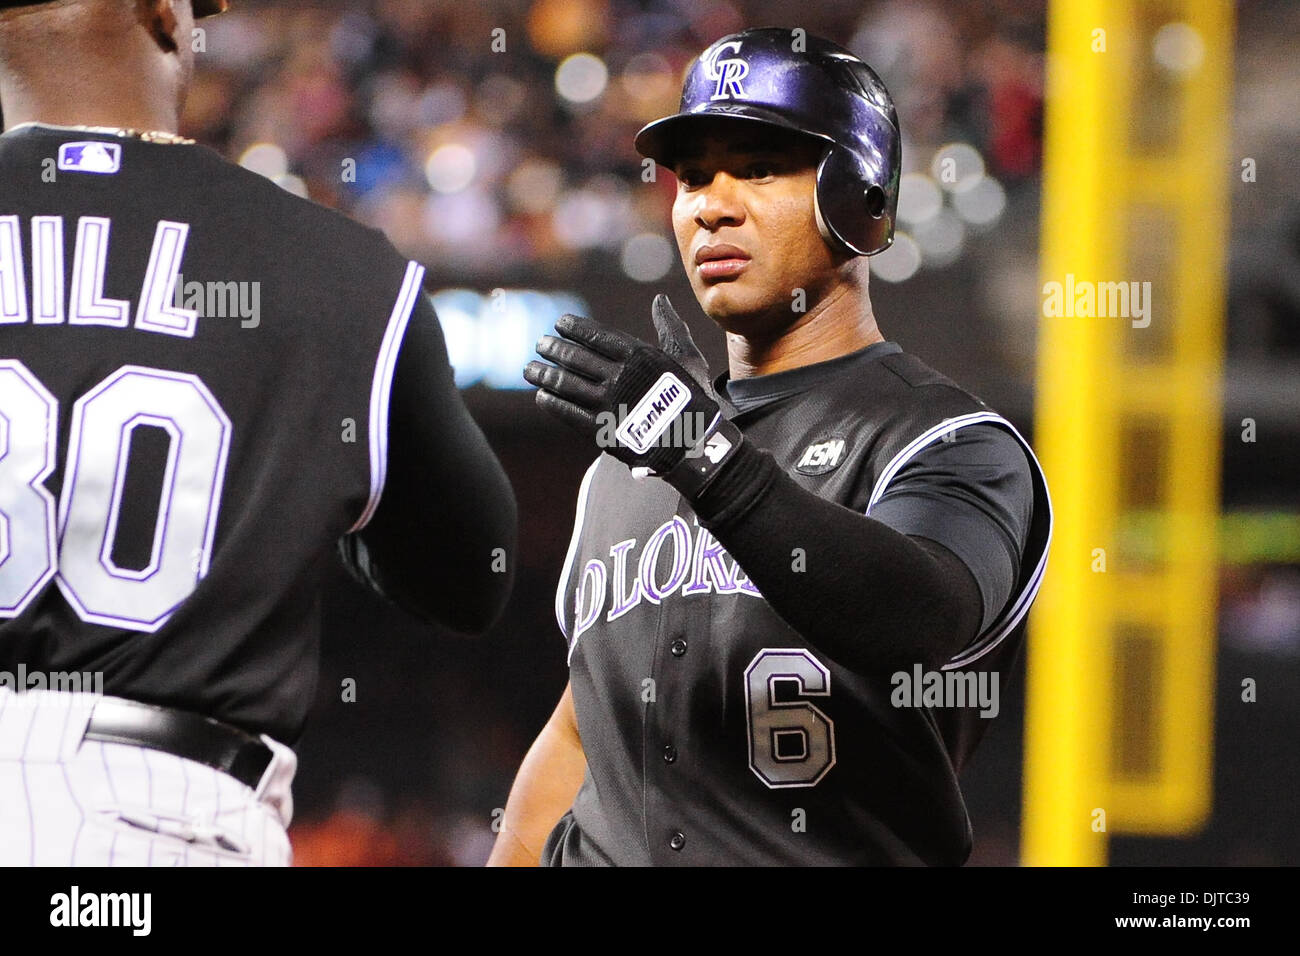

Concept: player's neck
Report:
left=0, top=76, right=180, bottom=135
left=726, top=282, right=884, bottom=380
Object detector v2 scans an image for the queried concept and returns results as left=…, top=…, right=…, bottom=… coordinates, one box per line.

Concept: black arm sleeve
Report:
left=866, top=425, right=1033, bottom=635
left=685, top=441, right=987, bottom=675
left=340, top=297, right=518, bottom=634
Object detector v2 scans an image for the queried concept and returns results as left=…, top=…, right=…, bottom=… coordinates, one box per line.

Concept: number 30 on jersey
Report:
left=0, top=359, right=230, bottom=632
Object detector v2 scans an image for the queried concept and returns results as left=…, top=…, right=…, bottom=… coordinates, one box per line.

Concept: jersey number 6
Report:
left=744, top=648, right=836, bottom=788
left=0, top=359, right=230, bottom=633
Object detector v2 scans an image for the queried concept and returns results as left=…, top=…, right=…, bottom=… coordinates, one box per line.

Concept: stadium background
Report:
left=173, top=0, right=1296, bottom=865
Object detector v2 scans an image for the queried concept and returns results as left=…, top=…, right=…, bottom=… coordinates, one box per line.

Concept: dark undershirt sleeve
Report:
left=677, top=424, right=1032, bottom=675
left=338, top=296, right=518, bottom=634
left=866, top=424, right=1034, bottom=637
left=682, top=447, right=975, bottom=675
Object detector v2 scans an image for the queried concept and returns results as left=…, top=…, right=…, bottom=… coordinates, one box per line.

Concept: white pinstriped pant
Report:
left=0, top=689, right=296, bottom=866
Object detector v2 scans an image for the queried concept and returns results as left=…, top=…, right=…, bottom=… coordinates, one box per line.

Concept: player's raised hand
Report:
left=524, top=312, right=738, bottom=487
left=649, top=294, right=720, bottom=404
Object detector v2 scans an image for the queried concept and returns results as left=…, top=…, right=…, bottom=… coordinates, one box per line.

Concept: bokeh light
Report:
left=897, top=172, right=943, bottom=226
left=952, top=176, right=1007, bottom=227
left=1153, top=22, right=1205, bottom=75
left=555, top=53, right=609, bottom=105
left=424, top=143, right=477, bottom=194
left=930, top=143, right=986, bottom=193
left=912, top=208, right=966, bottom=268
left=871, top=231, right=922, bottom=283
left=507, top=159, right=565, bottom=215
left=620, top=234, right=676, bottom=282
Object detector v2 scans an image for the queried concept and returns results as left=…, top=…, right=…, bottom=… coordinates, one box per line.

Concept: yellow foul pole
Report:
left=1023, top=0, right=1234, bottom=865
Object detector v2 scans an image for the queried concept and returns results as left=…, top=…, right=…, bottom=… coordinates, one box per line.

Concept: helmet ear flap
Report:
left=815, top=146, right=896, bottom=257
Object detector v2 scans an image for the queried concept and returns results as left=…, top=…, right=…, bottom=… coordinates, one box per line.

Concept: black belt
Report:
left=83, top=698, right=273, bottom=791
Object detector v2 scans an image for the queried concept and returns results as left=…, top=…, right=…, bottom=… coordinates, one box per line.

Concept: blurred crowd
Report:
left=184, top=0, right=1045, bottom=283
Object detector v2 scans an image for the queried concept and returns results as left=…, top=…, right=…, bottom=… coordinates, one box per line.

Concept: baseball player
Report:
left=491, top=28, right=1051, bottom=866
left=0, top=0, right=517, bottom=865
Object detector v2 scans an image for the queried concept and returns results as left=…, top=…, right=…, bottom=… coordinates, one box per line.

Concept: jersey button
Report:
left=669, top=832, right=686, bottom=851
left=670, top=638, right=687, bottom=657
left=662, top=744, right=678, bottom=763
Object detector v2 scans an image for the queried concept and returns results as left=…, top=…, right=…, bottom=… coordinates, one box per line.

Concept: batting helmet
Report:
left=0, top=0, right=227, bottom=16
left=635, top=27, right=901, bottom=257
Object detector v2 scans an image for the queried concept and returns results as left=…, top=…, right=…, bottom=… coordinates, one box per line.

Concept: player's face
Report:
left=670, top=124, right=848, bottom=337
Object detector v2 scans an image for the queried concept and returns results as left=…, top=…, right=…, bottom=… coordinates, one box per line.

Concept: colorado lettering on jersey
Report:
left=572, top=516, right=763, bottom=645
left=0, top=215, right=198, bottom=338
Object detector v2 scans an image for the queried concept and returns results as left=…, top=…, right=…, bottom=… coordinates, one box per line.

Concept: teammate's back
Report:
left=0, top=125, right=515, bottom=743
left=0, top=0, right=517, bottom=868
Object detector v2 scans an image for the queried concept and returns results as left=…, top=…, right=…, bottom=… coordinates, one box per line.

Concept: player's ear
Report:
left=137, top=0, right=183, bottom=54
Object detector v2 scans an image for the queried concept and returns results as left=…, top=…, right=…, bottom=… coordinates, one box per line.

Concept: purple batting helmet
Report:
left=635, top=27, right=901, bottom=257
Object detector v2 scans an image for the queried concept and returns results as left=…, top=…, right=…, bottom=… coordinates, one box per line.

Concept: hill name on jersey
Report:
left=1, top=214, right=202, bottom=337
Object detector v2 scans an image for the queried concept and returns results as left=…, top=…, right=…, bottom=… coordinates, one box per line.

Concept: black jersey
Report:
left=545, top=345, right=1051, bottom=865
left=0, top=125, right=431, bottom=743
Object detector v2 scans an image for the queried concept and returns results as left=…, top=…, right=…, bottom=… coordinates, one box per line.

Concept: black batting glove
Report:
left=524, top=295, right=743, bottom=498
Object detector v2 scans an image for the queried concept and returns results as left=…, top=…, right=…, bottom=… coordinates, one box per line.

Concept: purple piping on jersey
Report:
left=864, top=411, right=1054, bottom=670
left=350, top=261, right=426, bottom=533
left=941, top=421, right=1051, bottom=668
left=555, top=457, right=601, bottom=643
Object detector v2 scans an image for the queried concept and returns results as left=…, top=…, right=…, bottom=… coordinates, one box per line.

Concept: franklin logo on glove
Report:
left=616, top=372, right=690, bottom=453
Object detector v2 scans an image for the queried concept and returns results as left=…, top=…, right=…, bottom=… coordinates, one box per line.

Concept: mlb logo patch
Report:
left=58, top=142, right=123, bottom=175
